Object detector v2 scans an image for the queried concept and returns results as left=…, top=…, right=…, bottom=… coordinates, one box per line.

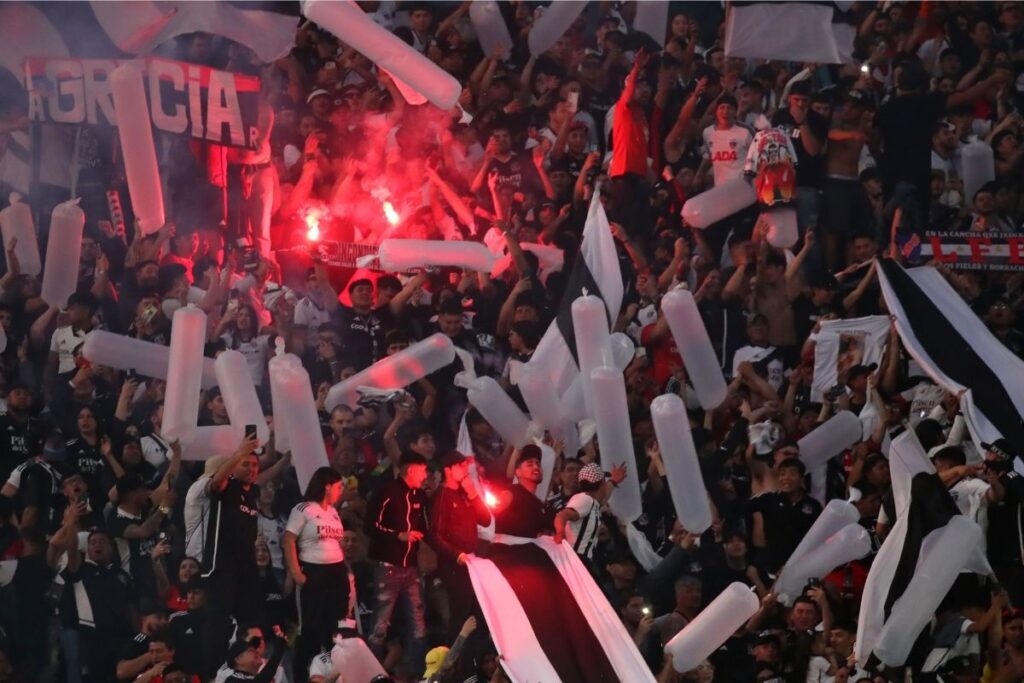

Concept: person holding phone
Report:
left=282, top=467, right=348, bottom=683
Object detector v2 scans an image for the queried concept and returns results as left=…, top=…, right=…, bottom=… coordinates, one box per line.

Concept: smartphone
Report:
left=641, top=606, right=651, bottom=616
left=126, top=368, right=136, bottom=380
left=140, top=303, right=158, bottom=325
left=567, top=90, right=579, bottom=114
left=245, top=424, right=258, bottom=441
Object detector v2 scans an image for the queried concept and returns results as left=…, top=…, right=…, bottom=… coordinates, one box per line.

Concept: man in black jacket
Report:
left=363, top=453, right=430, bottom=661
left=430, top=451, right=491, bottom=641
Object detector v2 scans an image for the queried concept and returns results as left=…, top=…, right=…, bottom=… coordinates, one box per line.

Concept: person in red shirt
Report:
left=609, top=48, right=654, bottom=236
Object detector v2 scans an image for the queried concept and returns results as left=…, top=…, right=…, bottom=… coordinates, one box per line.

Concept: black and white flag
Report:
left=527, top=189, right=623, bottom=398
left=877, top=258, right=1024, bottom=453
left=467, top=536, right=655, bottom=683
left=856, top=429, right=991, bottom=668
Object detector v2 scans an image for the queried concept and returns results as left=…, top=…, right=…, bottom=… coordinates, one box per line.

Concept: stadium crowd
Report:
left=2, top=1, right=1024, bottom=682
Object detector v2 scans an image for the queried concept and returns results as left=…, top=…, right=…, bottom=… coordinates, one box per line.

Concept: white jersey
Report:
left=308, top=651, right=334, bottom=682
left=948, top=477, right=991, bottom=540
left=286, top=501, right=345, bottom=565
left=702, top=123, right=754, bottom=187
left=258, top=513, right=287, bottom=570
left=564, top=493, right=601, bottom=559
left=183, top=475, right=213, bottom=561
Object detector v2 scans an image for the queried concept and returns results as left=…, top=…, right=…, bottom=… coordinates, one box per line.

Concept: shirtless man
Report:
left=821, top=89, right=874, bottom=270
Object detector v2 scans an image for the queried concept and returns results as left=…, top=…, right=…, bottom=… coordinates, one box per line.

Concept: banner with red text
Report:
left=24, top=56, right=261, bottom=150
left=918, top=231, right=1024, bottom=272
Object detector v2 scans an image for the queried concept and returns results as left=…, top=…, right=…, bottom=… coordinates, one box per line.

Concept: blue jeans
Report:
left=368, top=563, right=425, bottom=651
left=59, top=628, right=80, bottom=683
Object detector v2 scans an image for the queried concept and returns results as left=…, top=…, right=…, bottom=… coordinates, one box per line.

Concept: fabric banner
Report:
left=876, top=258, right=1024, bottom=450
left=24, top=56, right=262, bottom=150
left=811, top=315, right=890, bottom=402
left=916, top=231, right=1024, bottom=272
left=466, top=536, right=655, bottom=683
left=725, top=2, right=855, bottom=65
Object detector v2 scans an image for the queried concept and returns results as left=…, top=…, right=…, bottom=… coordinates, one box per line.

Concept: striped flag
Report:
left=725, top=2, right=856, bottom=64
left=877, top=258, right=1024, bottom=450
left=855, top=429, right=991, bottom=668
left=527, top=190, right=624, bottom=398
left=466, top=536, right=655, bottom=683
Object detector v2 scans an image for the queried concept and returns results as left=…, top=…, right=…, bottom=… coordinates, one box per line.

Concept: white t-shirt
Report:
left=183, top=475, right=213, bottom=561
left=702, top=123, right=754, bottom=186
left=731, top=345, right=784, bottom=390
left=294, top=298, right=330, bottom=331
left=286, top=501, right=345, bottom=565
left=141, top=433, right=172, bottom=469
left=308, top=651, right=333, bottom=682
left=50, top=325, right=88, bottom=374
left=220, top=332, right=271, bottom=386
left=564, top=493, right=601, bottom=559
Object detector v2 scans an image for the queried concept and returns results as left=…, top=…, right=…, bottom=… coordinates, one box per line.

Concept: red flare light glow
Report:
left=383, top=201, right=400, bottom=227
left=304, top=207, right=324, bottom=242
left=483, top=489, right=498, bottom=509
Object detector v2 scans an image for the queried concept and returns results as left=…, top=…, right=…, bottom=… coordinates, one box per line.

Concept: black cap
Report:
left=981, top=438, right=1019, bottom=462
left=518, top=444, right=542, bottom=464
left=438, top=450, right=468, bottom=469
left=754, top=631, right=781, bottom=647
left=789, top=80, right=813, bottom=96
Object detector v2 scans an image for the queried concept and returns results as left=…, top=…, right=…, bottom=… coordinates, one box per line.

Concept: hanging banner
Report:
left=24, top=56, right=261, bottom=150
left=917, top=231, right=1024, bottom=272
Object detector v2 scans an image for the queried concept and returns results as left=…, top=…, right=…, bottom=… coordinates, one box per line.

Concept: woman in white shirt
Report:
left=283, top=467, right=347, bottom=682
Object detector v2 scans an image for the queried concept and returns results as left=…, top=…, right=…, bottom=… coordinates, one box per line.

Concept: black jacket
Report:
left=365, top=478, right=429, bottom=567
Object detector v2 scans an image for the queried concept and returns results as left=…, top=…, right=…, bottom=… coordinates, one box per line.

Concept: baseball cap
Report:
left=423, top=647, right=449, bottom=678
left=847, top=363, right=878, bottom=381
left=518, top=444, right=542, bottom=464
left=438, top=451, right=468, bottom=469
left=578, top=462, right=605, bottom=484
left=789, top=80, right=813, bottom=96
left=981, top=438, right=1019, bottom=462
left=306, top=88, right=330, bottom=104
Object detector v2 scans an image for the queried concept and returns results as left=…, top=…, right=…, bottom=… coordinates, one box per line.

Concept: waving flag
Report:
left=725, top=2, right=856, bottom=65
left=877, top=258, right=1024, bottom=451
left=467, top=536, right=655, bottom=683
left=527, top=189, right=623, bottom=398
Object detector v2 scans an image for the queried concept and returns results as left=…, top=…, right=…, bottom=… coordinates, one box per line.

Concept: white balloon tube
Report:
left=517, top=365, right=564, bottom=431
left=666, top=583, right=760, bottom=673
left=572, top=294, right=611, bottom=419
left=681, top=177, right=756, bottom=229
left=215, top=350, right=268, bottom=445
left=469, top=0, right=513, bottom=57
left=590, top=366, right=642, bottom=522
left=798, top=410, right=862, bottom=471
left=273, top=359, right=328, bottom=491
left=40, top=199, right=84, bottom=308
left=528, top=0, right=586, bottom=56
left=784, top=499, right=859, bottom=575
left=302, top=0, right=461, bottom=109
left=0, top=196, right=41, bottom=275
left=873, top=516, right=983, bottom=667
left=110, top=63, right=165, bottom=234
left=961, top=141, right=994, bottom=211
left=774, top=524, right=871, bottom=605
left=650, top=394, right=712, bottom=534
left=82, top=330, right=217, bottom=389
left=466, top=376, right=531, bottom=448
left=162, top=305, right=207, bottom=445
left=763, top=207, right=798, bottom=249
left=633, top=1, right=669, bottom=43
left=325, top=333, right=455, bottom=411
left=268, top=352, right=302, bottom=454
left=182, top=425, right=237, bottom=461
left=377, top=239, right=496, bottom=273
left=607, top=332, right=635, bottom=370
left=662, top=289, right=728, bottom=409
